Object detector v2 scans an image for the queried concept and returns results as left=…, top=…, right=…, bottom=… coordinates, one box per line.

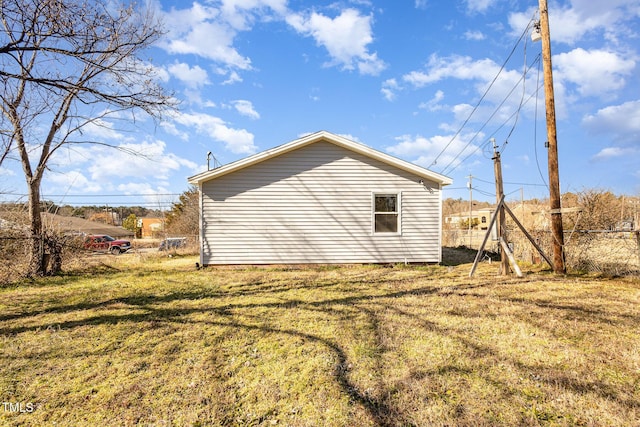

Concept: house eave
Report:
left=188, top=130, right=453, bottom=187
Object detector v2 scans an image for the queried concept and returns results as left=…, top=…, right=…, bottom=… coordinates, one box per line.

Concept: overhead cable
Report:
left=429, top=14, right=537, bottom=170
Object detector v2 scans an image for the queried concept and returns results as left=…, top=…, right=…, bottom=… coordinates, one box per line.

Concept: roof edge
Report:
left=188, top=130, right=452, bottom=186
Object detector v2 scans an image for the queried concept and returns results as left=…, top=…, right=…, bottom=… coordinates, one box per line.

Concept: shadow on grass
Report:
left=441, top=246, right=500, bottom=267
left=2, top=268, right=639, bottom=426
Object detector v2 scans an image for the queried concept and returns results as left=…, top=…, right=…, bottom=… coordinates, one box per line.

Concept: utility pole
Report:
left=492, top=139, right=509, bottom=275
left=467, top=175, right=473, bottom=248
left=538, top=0, right=566, bottom=274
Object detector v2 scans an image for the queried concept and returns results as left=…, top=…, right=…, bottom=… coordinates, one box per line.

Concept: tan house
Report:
left=445, top=208, right=495, bottom=230
left=188, top=131, right=452, bottom=265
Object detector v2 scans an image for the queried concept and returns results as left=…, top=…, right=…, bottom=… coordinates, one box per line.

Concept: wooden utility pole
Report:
left=539, top=0, right=566, bottom=274
left=492, top=139, right=509, bottom=275
left=468, top=175, right=473, bottom=248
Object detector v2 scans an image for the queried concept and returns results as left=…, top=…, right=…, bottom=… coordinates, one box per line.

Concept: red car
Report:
left=84, top=235, right=131, bottom=254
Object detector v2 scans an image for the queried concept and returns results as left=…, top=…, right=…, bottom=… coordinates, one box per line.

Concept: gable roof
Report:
left=188, top=130, right=453, bottom=186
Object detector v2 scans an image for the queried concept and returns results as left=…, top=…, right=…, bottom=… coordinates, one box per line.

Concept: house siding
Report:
left=201, top=141, right=442, bottom=264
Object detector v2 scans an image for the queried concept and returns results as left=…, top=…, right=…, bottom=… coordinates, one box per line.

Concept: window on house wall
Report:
left=373, top=193, right=400, bottom=233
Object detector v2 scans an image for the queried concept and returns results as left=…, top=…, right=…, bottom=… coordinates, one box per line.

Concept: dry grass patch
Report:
left=1, top=256, right=639, bottom=426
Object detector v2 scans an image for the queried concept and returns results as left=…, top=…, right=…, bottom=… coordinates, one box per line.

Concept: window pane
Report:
left=375, top=195, right=397, bottom=213
left=375, top=214, right=398, bottom=233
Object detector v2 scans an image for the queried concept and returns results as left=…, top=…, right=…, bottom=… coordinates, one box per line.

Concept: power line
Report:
left=533, top=54, right=549, bottom=189
left=440, top=68, right=543, bottom=176
left=439, top=54, right=541, bottom=176
left=501, top=25, right=534, bottom=156
left=473, top=177, right=547, bottom=187
left=0, top=192, right=182, bottom=208
left=429, top=13, right=537, bottom=170
left=1, top=192, right=181, bottom=198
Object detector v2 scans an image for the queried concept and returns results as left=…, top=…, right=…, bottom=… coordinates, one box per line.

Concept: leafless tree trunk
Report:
left=0, top=0, right=175, bottom=276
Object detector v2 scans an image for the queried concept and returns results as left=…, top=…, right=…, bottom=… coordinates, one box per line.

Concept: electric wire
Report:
left=0, top=192, right=182, bottom=208
left=533, top=55, right=549, bottom=189
left=440, top=56, right=543, bottom=176
left=473, top=187, right=496, bottom=198
left=501, top=22, right=532, bottom=155
left=1, top=192, right=182, bottom=198
left=473, top=177, right=547, bottom=187
left=428, top=15, right=537, bottom=170
left=443, top=82, right=540, bottom=176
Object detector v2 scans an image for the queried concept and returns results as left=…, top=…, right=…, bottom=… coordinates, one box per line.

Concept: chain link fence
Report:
left=0, top=233, right=88, bottom=285
left=4, top=219, right=638, bottom=284
left=0, top=236, right=31, bottom=285
left=444, top=227, right=640, bottom=276
left=0, top=232, right=201, bottom=286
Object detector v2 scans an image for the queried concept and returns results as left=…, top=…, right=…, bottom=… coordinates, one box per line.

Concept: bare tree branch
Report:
left=0, top=0, right=176, bottom=276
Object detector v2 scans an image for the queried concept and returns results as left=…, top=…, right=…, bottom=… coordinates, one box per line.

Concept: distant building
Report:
left=445, top=208, right=495, bottom=230
left=137, top=217, right=164, bottom=238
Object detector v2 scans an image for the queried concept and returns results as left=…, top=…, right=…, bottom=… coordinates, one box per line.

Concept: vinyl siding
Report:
left=200, top=141, right=442, bottom=264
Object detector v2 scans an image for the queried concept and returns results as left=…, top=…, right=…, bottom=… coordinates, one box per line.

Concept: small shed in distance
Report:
left=188, top=131, right=452, bottom=266
left=138, top=217, right=164, bottom=239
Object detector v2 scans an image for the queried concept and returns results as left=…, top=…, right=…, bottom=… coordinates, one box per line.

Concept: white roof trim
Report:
left=188, top=130, right=453, bottom=186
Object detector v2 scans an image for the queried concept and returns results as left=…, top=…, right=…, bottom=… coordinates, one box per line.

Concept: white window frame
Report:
left=371, top=192, right=402, bottom=235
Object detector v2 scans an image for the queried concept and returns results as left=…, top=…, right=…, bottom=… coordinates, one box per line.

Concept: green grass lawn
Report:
left=1, top=255, right=639, bottom=426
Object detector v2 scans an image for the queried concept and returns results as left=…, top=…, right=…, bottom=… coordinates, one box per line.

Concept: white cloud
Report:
left=386, top=132, right=481, bottom=171
left=592, top=146, right=639, bottom=160
left=168, top=62, right=210, bottom=89
left=76, top=117, right=131, bottom=143
left=357, top=52, right=386, bottom=75
left=85, top=140, right=198, bottom=182
left=309, top=87, right=320, bottom=102
left=465, top=0, right=497, bottom=14
left=116, top=182, right=164, bottom=195
left=231, top=100, right=260, bottom=119
left=160, top=121, right=189, bottom=141
left=115, top=183, right=177, bottom=206
left=0, top=167, right=15, bottom=177
left=401, top=54, right=532, bottom=119
left=160, top=2, right=388, bottom=77
left=583, top=100, right=640, bottom=142
left=160, top=2, right=252, bottom=70
left=338, top=133, right=362, bottom=143
left=509, top=1, right=640, bottom=46
left=554, top=48, right=635, bottom=97
left=157, top=0, right=289, bottom=74
left=381, top=78, right=399, bottom=101
left=464, top=30, right=486, bottom=40
left=419, top=90, right=445, bottom=112
left=170, top=111, right=257, bottom=154
left=222, top=70, right=243, bottom=85
left=402, top=55, right=500, bottom=88
left=218, top=0, right=288, bottom=30
left=286, top=8, right=386, bottom=75
left=45, top=170, right=103, bottom=194
left=149, top=63, right=171, bottom=83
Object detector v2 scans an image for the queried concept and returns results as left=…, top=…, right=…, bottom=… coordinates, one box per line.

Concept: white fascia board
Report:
left=188, top=130, right=453, bottom=186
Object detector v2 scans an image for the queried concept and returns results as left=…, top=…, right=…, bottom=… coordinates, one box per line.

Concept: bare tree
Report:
left=0, top=0, right=175, bottom=276
left=572, top=189, right=623, bottom=231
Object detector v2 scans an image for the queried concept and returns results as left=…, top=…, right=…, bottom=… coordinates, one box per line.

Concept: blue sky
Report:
left=2, top=0, right=639, bottom=209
